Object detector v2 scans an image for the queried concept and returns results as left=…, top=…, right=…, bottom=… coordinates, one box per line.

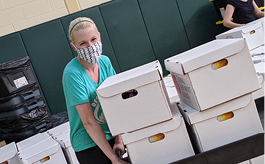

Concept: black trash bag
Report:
left=0, top=104, right=51, bottom=133
left=2, top=122, right=53, bottom=144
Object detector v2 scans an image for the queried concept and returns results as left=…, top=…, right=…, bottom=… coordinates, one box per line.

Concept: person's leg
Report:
left=75, top=138, right=115, bottom=164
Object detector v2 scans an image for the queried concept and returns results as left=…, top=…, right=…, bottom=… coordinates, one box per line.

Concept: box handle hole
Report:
left=250, top=30, right=255, bottom=35
left=211, top=59, right=228, bottom=70
left=148, top=133, right=165, bottom=143
left=217, top=111, right=234, bottom=122
left=121, top=89, right=138, bottom=99
left=40, top=156, right=50, bottom=163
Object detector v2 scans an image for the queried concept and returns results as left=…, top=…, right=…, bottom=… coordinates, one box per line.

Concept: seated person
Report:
left=223, top=0, right=264, bottom=29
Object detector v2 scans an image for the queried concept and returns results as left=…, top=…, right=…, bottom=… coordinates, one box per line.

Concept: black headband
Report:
left=70, top=20, right=94, bottom=34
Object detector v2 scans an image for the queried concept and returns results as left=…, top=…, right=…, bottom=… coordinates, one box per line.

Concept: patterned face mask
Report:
left=74, top=41, right=102, bottom=64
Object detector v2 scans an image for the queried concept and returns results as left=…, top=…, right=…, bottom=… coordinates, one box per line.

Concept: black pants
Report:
left=75, top=138, right=115, bottom=164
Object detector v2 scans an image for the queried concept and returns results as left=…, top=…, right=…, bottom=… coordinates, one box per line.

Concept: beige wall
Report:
left=0, top=0, right=111, bottom=37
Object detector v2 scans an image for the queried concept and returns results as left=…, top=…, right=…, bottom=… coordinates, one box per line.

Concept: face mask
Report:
left=74, top=41, right=102, bottom=64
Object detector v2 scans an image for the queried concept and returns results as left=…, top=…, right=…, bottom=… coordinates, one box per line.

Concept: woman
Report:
left=62, top=17, right=126, bottom=164
left=223, top=0, right=264, bottom=28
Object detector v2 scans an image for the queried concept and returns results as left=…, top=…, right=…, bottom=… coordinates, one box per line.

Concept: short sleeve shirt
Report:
left=62, top=55, right=116, bottom=152
left=228, top=0, right=256, bottom=24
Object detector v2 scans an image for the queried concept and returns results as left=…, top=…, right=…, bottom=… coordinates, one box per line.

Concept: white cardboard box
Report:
left=46, top=122, right=70, bottom=137
left=18, top=136, right=68, bottom=164
left=216, top=18, right=264, bottom=50
left=250, top=155, right=264, bottom=164
left=163, top=74, right=179, bottom=100
left=247, top=17, right=264, bottom=30
left=121, top=101, right=194, bottom=164
left=53, top=131, right=79, bottom=164
left=164, top=39, right=261, bottom=111
left=254, top=62, right=265, bottom=75
left=177, top=94, right=264, bottom=153
left=0, top=142, right=23, bottom=164
left=252, top=75, right=264, bottom=100
left=16, top=133, right=50, bottom=151
left=97, top=60, right=172, bottom=136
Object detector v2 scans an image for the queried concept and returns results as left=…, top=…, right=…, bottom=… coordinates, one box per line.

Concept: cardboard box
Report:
left=177, top=94, right=264, bottom=153
left=19, top=136, right=68, bottom=164
left=247, top=17, right=264, bottom=29
left=46, top=122, right=70, bottom=137
left=17, top=132, right=50, bottom=151
left=53, top=131, right=79, bottom=164
left=252, top=75, right=264, bottom=100
left=250, top=155, right=264, bottom=164
left=163, top=74, right=179, bottom=100
left=97, top=60, right=172, bottom=136
left=250, top=45, right=264, bottom=56
left=254, top=62, right=265, bottom=75
left=0, top=142, right=23, bottom=164
left=164, top=39, right=261, bottom=111
left=215, top=18, right=264, bottom=50
left=121, top=102, right=194, bottom=164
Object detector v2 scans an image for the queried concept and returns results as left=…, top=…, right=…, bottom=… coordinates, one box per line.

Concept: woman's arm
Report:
left=253, top=1, right=264, bottom=18
left=223, top=4, right=246, bottom=28
left=76, top=103, right=126, bottom=164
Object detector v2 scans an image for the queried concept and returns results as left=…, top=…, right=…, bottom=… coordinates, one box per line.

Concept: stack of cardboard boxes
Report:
left=96, top=61, right=195, bottom=164
left=0, top=121, right=80, bottom=164
left=0, top=142, right=23, bottom=164
left=216, top=17, right=264, bottom=100
left=164, top=38, right=264, bottom=158
left=46, top=122, right=79, bottom=164
left=16, top=133, right=68, bottom=164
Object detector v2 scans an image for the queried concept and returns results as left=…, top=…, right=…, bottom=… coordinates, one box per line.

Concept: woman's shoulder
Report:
left=99, top=55, right=111, bottom=65
left=63, top=58, right=82, bottom=75
left=100, top=55, right=110, bottom=61
left=227, top=0, right=238, bottom=6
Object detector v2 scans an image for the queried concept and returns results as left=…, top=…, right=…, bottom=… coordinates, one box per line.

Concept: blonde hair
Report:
left=68, top=17, right=98, bottom=42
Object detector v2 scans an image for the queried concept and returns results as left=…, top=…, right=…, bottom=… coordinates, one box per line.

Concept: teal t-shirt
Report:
left=62, top=55, right=116, bottom=152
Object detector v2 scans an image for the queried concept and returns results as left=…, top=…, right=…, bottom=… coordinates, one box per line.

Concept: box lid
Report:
left=221, top=21, right=262, bottom=35
left=53, top=131, right=71, bottom=148
left=17, top=133, right=50, bottom=151
left=164, top=39, right=245, bottom=75
left=19, top=137, right=61, bottom=163
left=0, top=142, right=18, bottom=163
left=97, top=60, right=163, bottom=98
left=46, top=122, right=70, bottom=137
left=121, top=101, right=181, bottom=145
left=242, top=21, right=262, bottom=34
left=254, top=62, right=265, bottom=75
left=177, top=94, right=252, bottom=125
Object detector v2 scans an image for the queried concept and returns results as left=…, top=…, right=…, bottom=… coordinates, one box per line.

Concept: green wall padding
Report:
left=60, top=6, right=121, bottom=73
left=20, top=20, right=73, bottom=114
left=0, top=33, right=28, bottom=64
left=99, top=0, right=156, bottom=72
left=176, top=0, right=222, bottom=48
left=138, top=0, right=190, bottom=75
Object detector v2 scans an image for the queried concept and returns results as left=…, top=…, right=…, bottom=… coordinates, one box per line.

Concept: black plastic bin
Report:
left=0, top=56, right=36, bottom=98
left=0, top=84, right=40, bottom=110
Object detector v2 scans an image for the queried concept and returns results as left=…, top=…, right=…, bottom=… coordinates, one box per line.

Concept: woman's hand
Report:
left=113, top=135, right=126, bottom=155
